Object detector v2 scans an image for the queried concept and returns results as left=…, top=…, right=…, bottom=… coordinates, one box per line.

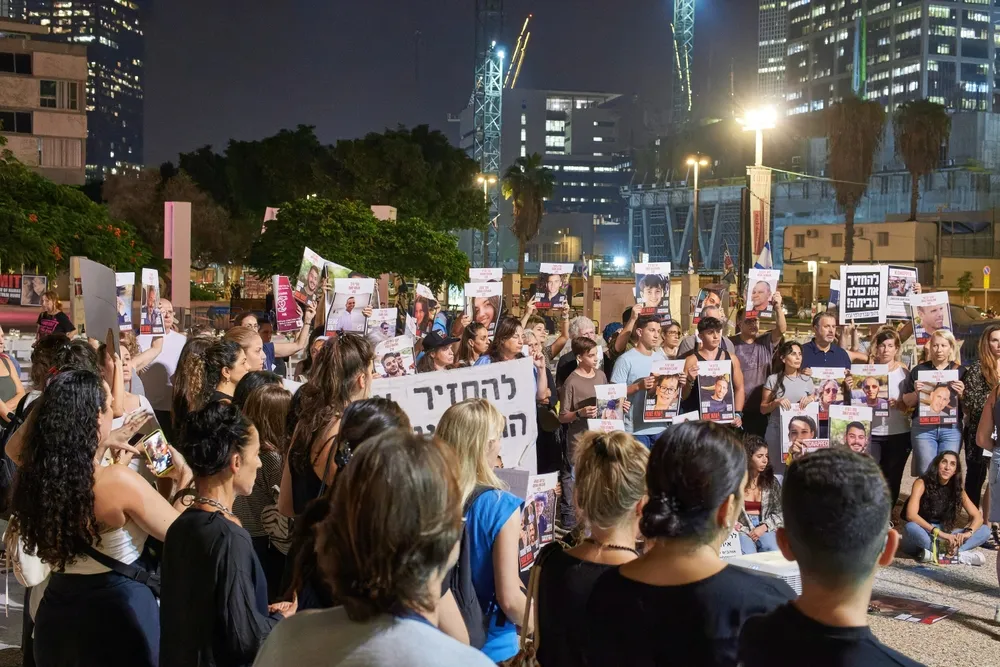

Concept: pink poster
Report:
left=272, top=275, right=302, bottom=333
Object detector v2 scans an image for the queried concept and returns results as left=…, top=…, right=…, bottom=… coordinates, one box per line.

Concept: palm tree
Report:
left=894, top=100, right=951, bottom=221
left=502, top=153, right=555, bottom=275
left=826, top=96, right=886, bottom=263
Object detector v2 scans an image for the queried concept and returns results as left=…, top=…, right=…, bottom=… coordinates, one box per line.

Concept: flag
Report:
left=722, top=246, right=736, bottom=284
left=688, top=252, right=694, bottom=274
left=581, top=255, right=590, bottom=282
left=753, top=241, right=773, bottom=270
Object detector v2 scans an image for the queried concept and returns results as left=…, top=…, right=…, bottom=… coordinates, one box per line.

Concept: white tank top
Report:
left=61, top=518, right=148, bottom=575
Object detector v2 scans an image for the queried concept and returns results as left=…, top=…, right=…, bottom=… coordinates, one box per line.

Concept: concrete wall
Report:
left=33, top=109, right=85, bottom=138
left=32, top=51, right=87, bottom=81
left=0, top=75, right=35, bottom=107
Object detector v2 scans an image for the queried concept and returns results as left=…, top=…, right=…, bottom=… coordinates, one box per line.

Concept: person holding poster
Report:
left=829, top=404, right=873, bottom=454
left=744, top=269, right=779, bottom=319
left=901, top=329, right=964, bottom=476
left=680, top=317, right=744, bottom=427
left=731, top=292, right=788, bottom=438
left=959, top=323, right=1000, bottom=510
left=760, top=341, right=817, bottom=472
left=611, top=315, right=669, bottom=447
left=535, top=263, right=573, bottom=309
left=908, top=291, right=952, bottom=345
left=801, top=311, right=852, bottom=372
left=633, top=263, right=671, bottom=321
left=643, top=360, right=685, bottom=423
left=866, top=329, right=913, bottom=507
left=838, top=264, right=889, bottom=325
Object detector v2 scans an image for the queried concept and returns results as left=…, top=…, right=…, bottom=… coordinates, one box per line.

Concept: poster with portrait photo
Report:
left=115, top=272, right=134, bottom=331
left=744, top=269, right=779, bottom=319
left=409, top=283, right=438, bottom=337
left=811, top=367, right=845, bottom=420
left=366, top=308, right=398, bottom=344
left=917, top=369, right=959, bottom=426
left=849, top=364, right=890, bottom=421
left=780, top=402, right=820, bottom=456
left=829, top=404, right=873, bottom=455
left=496, top=469, right=558, bottom=577
left=595, top=383, right=627, bottom=421
left=828, top=279, right=841, bottom=309
left=139, top=268, right=164, bottom=336
left=324, top=278, right=374, bottom=336
left=697, top=360, right=735, bottom=423
left=633, top=262, right=671, bottom=322
left=887, top=265, right=918, bottom=319
left=587, top=418, right=624, bottom=433
left=464, top=282, right=503, bottom=338
left=693, top=285, right=725, bottom=323
left=469, top=267, right=503, bottom=283
left=908, top=291, right=952, bottom=346
left=20, top=274, right=47, bottom=307
left=839, top=264, right=888, bottom=325
left=535, top=263, right=573, bottom=309
left=643, top=359, right=685, bottom=423
left=374, top=336, right=415, bottom=378
left=292, top=247, right=327, bottom=306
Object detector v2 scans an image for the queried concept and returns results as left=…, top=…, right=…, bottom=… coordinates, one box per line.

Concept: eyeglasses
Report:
left=823, top=387, right=838, bottom=394
left=245, top=322, right=259, bottom=331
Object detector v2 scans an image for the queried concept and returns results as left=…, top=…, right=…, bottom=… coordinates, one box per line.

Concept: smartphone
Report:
left=140, top=429, right=173, bottom=477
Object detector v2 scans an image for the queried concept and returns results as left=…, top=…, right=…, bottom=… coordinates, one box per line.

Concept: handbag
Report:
left=3, top=522, right=50, bottom=588
left=499, top=543, right=559, bottom=667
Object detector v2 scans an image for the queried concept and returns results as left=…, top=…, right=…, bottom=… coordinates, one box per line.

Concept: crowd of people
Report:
left=0, top=275, right=998, bottom=667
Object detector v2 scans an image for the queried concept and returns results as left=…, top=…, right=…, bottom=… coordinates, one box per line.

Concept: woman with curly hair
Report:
left=201, top=340, right=251, bottom=404
left=11, top=370, right=192, bottom=667
left=170, top=335, right=214, bottom=431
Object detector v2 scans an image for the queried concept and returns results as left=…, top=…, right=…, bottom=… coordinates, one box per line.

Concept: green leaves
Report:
left=502, top=153, right=555, bottom=274
left=894, top=100, right=951, bottom=221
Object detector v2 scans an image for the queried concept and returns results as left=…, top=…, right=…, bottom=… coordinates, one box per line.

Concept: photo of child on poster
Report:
left=644, top=359, right=685, bottom=422
left=374, top=336, right=415, bottom=378
left=744, top=269, right=779, bottom=319
left=115, top=272, right=134, bottom=331
left=139, top=268, right=164, bottom=336
left=828, top=404, right=873, bottom=455
left=780, top=402, right=821, bottom=456
left=633, top=262, right=671, bottom=321
left=464, top=282, right=503, bottom=338
left=887, top=265, right=918, bottom=319
left=917, top=369, right=959, bottom=426
left=694, top=285, right=725, bottom=323
left=811, top=367, right=846, bottom=420
left=849, top=364, right=890, bottom=421
left=325, top=278, right=374, bottom=335
left=595, top=383, right=627, bottom=421
left=366, top=308, right=398, bottom=344
left=535, top=263, right=573, bottom=309
left=410, top=284, right=438, bottom=336
left=908, top=292, right=952, bottom=345
left=698, top=360, right=735, bottom=423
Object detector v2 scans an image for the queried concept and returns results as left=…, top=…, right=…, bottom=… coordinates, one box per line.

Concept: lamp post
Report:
left=807, top=260, right=818, bottom=314
left=477, top=174, right=498, bottom=267
left=686, top=155, right=709, bottom=270
left=740, top=106, right=778, bottom=167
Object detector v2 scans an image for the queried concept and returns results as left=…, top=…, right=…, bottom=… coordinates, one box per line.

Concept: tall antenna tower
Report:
left=473, top=0, right=505, bottom=268
left=671, top=0, right=695, bottom=130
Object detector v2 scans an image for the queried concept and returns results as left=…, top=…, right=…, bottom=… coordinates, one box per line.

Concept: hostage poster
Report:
left=811, top=367, right=845, bottom=420
left=366, top=308, right=398, bottom=344
left=849, top=364, right=890, bottom=421
left=326, top=278, right=374, bottom=335
left=271, top=275, right=302, bottom=333
left=594, top=383, right=627, bottom=430
left=116, top=272, right=134, bottom=331
left=698, top=360, right=735, bottom=423
left=780, top=402, right=820, bottom=456
left=694, top=285, right=725, bottom=323
left=829, top=404, right=872, bottom=455
left=643, top=359, right=685, bottom=423
left=839, top=264, right=888, bottom=325
left=374, top=336, right=415, bottom=379
left=634, top=262, right=671, bottom=322
left=917, top=369, right=959, bottom=426
left=908, top=292, right=952, bottom=346
left=139, top=268, right=164, bottom=336
left=410, top=283, right=438, bottom=336
left=496, top=469, right=559, bottom=579
left=744, top=269, right=779, bottom=319
left=465, top=281, right=503, bottom=338
left=469, top=268, right=503, bottom=283
left=535, top=263, right=573, bottom=309
left=887, top=265, right=918, bottom=319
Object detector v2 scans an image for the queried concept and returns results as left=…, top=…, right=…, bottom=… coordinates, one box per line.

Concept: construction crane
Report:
left=504, top=14, right=532, bottom=90
left=472, top=0, right=505, bottom=268
left=672, top=0, right=695, bottom=129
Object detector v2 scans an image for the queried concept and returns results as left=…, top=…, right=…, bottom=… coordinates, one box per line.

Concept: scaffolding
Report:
left=671, top=0, right=695, bottom=129
left=472, top=0, right=504, bottom=268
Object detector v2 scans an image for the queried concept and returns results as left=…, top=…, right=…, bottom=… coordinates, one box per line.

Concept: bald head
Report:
left=159, top=299, right=175, bottom=329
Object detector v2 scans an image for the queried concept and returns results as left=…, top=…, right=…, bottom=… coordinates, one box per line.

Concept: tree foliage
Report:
left=0, top=138, right=151, bottom=276
left=893, top=100, right=951, bottom=221
left=502, top=153, right=555, bottom=274
left=826, top=96, right=886, bottom=263
left=247, top=198, right=469, bottom=287
left=957, top=271, right=973, bottom=304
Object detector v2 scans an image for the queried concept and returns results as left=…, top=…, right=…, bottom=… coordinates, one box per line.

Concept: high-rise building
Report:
left=4, top=0, right=143, bottom=176
left=785, top=0, right=998, bottom=116
left=758, top=0, right=788, bottom=101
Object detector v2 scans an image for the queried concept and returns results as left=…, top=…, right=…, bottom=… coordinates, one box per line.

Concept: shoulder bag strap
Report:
left=82, top=544, right=156, bottom=587
left=315, top=435, right=338, bottom=499
left=517, top=543, right=560, bottom=653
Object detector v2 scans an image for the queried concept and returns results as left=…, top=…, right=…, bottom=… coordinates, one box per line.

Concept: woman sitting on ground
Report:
left=901, top=451, right=990, bottom=564
left=536, top=431, right=648, bottom=667
left=584, top=421, right=795, bottom=666
left=738, top=435, right=782, bottom=554
left=254, top=429, right=494, bottom=667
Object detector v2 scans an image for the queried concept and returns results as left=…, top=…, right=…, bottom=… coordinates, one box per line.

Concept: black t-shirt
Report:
left=536, top=545, right=615, bottom=667
left=739, top=602, right=925, bottom=666
left=585, top=565, right=795, bottom=667
left=36, top=310, right=73, bottom=339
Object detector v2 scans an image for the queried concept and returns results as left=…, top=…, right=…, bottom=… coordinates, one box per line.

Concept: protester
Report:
left=676, top=305, right=736, bottom=357
left=868, top=328, right=913, bottom=507
left=435, top=399, right=527, bottom=663
left=456, top=322, right=490, bottom=367
left=416, top=331, right=458, bottom=373
left=900, top=451, right=989, bottom=563
left=0, top=324, right=23, bottom=380
left=0, top=327, right=26, bottom=417
left=536, top=431, right=648, bottom=667
left=203, top=340, right=251, bottom=403
left=584, top=422, right=794, bottom=665
left=12, top=370, right=189, bottom=667
left=738, top=449, right=922, bottom=667
left=35, top=289, right=76, bottom=341
left=170, top=336, right=214, bottom=431
left=801, top=312, right=852, bottom=370
left=610, top=314, right=666, bottom=446
left=474, top=317, right=549, bottom=401
left=23, top=333, right=70, bottom=405
left=738, top=435, right=782, bottom=553
left=974, top=382, right=1000, bottom=606
left=731, top=296, right=787, bottom=438
left=232, top=307, right=317, bottom=373
left=961, top=323, right=1000, bottom=510
left=118, top=334, right=147, bottom=398
left=556, top=315, right=605, bottom=383
left=161, top=401, right=294, bottom=666
left=234, top=383, right=292, bottom=597
left=293, top=328, right=326, bottom=382
left=233, top=370, right=284, bottom=409
left=680, top=317, right=745, bottom=428
left=97, top=342, right=152, bottom=417
left=901, top=330, right=964, bottom=476
left=521, top=299, right=570, bottom=372
left=524, top=327, right=562, bottom=476
left=138, top=298, right=187, bottom=438
left=759, top=341, right=816, bottom=473
left=254, top=429, right=494, bottom=667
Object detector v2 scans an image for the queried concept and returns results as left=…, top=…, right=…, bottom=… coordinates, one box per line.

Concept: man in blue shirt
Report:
left=610, top=315, right=665, bottom=447
left=801, top=312, right=852, bottom=371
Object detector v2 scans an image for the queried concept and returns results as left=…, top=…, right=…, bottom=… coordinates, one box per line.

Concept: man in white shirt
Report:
left=335, top=297, right=363, bottom=333
left=137, top=298, right=187, bottom=440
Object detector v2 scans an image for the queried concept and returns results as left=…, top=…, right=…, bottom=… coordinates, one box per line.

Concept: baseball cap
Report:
left=422, top=330, right=459, bottom=350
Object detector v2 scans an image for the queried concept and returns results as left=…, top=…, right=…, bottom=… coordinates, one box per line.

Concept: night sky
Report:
left=143, top=0, right=757, bottom=166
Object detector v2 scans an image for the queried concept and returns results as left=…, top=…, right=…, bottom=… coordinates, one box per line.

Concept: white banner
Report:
left=371, top=357, right=539, bottom=473
left=748, top=166, right=772, bottom=260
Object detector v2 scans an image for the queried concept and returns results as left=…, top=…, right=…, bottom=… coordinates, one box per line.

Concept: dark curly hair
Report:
left=201, top=340, right=244, bottom=404
left=10, top=370, right=106, bottom=571
left=919, top=451, right=964, bottom=531
left=179, top=401, right=254, bottom=478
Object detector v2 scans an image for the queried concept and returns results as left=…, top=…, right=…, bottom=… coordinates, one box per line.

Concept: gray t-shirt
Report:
left=253, top=608, right=495, bottom=667
left=677, top=333, right=736, bottom=359
left=610, top=347, right=667, bottom=435
left=762, top=373, right=816, bottom=437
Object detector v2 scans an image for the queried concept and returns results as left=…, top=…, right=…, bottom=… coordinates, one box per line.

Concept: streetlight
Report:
left=477, top=174, right=498, bottom=267
left=738, top=106, right=777, bottom=167
left=686, top=155, right=709, bottom=271
left=807, top=260, right=818, bottom=313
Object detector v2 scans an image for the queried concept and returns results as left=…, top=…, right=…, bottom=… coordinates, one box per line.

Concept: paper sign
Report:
left=411, top=283, right=438, bottom=336
left=587, top=418, right=625, bottom=433
left=780, top=402, right=821, bottom=455
left=496, top=470, right=558, bottom=576
left=811, top=367, right=846, bottom=420
left=887, top=265, right=918, bottom=319
left=829, top=404, right=873, bottom=455
left=643, top=359, right=685, bottom=423
left=908, top=292, right=952, bottom=345
left=115, top=272, right=134, bottom=332
left=839, top=264, right=888, bottom=325
left=720, top=531, right=742, bottom=558
left=917, top=369, right=959, bottom=426
left=694, top=286, right=725, bottom=323
left=366, top=307, right=398, bottom=343
left=634, top=262, right=671, bottom=322
left=272, top=275, right=302, bottom=333
left=293, top=247, right=326, bottom=305
left=672, top=411, right=700, bottom=424
left=697, top=360, right=735, bottom=423
left=745, top=269, right=780, bottom=319
left=374, top=336, right=415, bottom=378
left=535, top=263, right=574, bottom=309
left=595, top=384, right=627, bottom=421
left=469, top=268, right=503, bottom=282
left=139, top=268, right=164, bottom=336
left=465, top=282, right=503, bottom=338
left=850, top=364, right=890, bottom=420
left=80, top=259, right=119, bottom=356
left=325, top=278, right=374, bottom=335
left=828, top=279, right=841, bottom=309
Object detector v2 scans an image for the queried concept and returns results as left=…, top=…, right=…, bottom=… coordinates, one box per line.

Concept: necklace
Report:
left=583, top=537, right=639, bottom=556
left=193, top=496, right=236, bottom=518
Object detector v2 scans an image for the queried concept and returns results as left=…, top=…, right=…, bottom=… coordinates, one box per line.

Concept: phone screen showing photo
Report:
left=142, top=430, right=173, bottom=476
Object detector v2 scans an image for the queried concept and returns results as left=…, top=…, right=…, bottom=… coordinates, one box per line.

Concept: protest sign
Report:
left=465, top=282, right=503, bottom=338
left=80, top=259, right=119, bottom=356
left=694, top=285, right=725, bottom=323
left=373, top=336, right=415, bottom=378
left=908, top=292, right=952, bottom=345
left=917, top=369, right=959, bottom=426
left=535, top=263, right=574, bottom=309
left=829, top=404, right=873, bottom=454
left=634, top=262, right=671, bottom=322
left=828, top=279, right=841, bottom=309
left=887, top=265, right=918, bottom=319
left=850, top=364, right=890, bottom=421
left=404, top=313, right=418, bottom=338
left=410, top=283, right=438, bottom=336
left=780, top=402, right=820, bottom=455
left=587, top=418, right=625, bottom=433
left=366, top=307, right=398, bottom=343
left=0, top=274, right=24, bottom=306
left=643, top=359, right=685, bottom=423
left=21, top=275, right=46, bottom=306
left=271, top=276, right=302, bottom=333
left=800, top=439, right=830, bottom=454
left=720, top=531, right=742, bottom=558
left=811, top=367, right=845, bottom=420
left=839, top=265, right=888, bottom=325
left=371, top=357, right=539, bottom=473
left=673, top=411, right=700, bottom=424
left=744, top=269, right=779, bottom=319
left=496, top=469, right=558, bottom=577
left=292, top=247, right=326, bottom=305
left=115, top=272, right=134, bottom=332
left=868, top=594, right=958, bottom=625
left=139, top=268, right=164, bottom=336
left=469, top=268, right=503, bottom=282
left=325, top=278, right=374, bottom=335
left=595, top=383, right=627, bottom=421
left=698, top=360, right=735, bottom=423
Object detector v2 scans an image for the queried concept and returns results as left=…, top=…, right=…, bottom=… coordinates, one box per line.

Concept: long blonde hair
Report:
left=435, top=398, right=506, bottom=500
left=573, top=431, right=648, bottom=531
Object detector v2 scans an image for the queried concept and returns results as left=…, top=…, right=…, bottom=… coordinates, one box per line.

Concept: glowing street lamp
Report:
left=686, top=155, right=710, bottom=271
left=739, top=106, right=778, bottom=167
